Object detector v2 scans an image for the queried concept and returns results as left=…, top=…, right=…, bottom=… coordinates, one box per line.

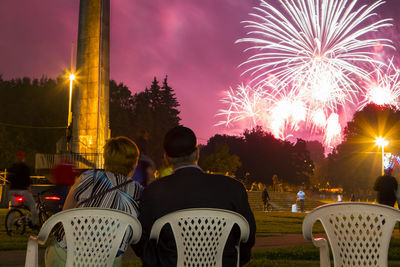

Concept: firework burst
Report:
left=217, top=0, right=394, bottom=149
left=361, top=59, right=400, bottom=109
left=237, top=0, right=392, bottom=104
left=216, top=84, right=269, bottom=128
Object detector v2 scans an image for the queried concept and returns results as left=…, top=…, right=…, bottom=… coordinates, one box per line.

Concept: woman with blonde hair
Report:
left=45, top=136, right=143, bottom=267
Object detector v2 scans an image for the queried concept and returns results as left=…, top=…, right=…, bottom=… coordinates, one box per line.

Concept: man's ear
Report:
left=163, top=153, right=170, bottom=166
left=195, top=147, right=200, bottom=162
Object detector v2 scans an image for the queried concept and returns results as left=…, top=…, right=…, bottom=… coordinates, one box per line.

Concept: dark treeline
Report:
left=0, top=76, right=68, bottom=168
left=0, top=75, right=180, bottom=169
left=199, top=126, right=314, bottom=187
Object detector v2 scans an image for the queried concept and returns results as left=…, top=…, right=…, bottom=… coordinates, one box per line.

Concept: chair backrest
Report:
left=149, top=208, right=250, bottom=267
left=303, top=203, right=400, bottom=267
left=37, top=208, right=141, bottom=267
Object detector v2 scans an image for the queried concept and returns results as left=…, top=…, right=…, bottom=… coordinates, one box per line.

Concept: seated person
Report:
left=45, top=136, right=143, bottom=267
left=133, top=126, right=256, bottom=266
left=131, top=137, right=156, bottom=187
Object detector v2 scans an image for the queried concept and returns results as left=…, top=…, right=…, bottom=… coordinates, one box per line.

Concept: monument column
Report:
left=72, top=0, right=110, bottom=159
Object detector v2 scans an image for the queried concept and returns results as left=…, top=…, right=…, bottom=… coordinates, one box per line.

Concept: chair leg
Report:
left=25, top=236, right=39, bottom=267
left=319, top=243, right=331, bottom=267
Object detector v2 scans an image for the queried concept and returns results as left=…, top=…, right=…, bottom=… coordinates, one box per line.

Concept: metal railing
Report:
left=0, top=169, right=7, bottom=186
left=35, top=153, right=103, bottom=170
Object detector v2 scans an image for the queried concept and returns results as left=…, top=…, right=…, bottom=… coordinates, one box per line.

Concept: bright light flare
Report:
left=375, top=136, right=388, bottom=147
left=69, top=73, right=76, bottom=81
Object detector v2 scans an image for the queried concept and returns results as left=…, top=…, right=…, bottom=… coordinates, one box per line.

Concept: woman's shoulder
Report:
left=77, top=169, right=106, bottom=185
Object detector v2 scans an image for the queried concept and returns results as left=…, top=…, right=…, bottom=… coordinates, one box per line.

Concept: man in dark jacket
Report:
left=133, top=126, right=256, bottom=266
left=374, top=168, right=398, bottom=206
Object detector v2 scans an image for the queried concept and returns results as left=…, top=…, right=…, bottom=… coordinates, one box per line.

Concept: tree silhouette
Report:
left=200, top=127, right=314, bottom=186
left=327, top=104, right=400, bottom=193
left=200, top=143, right=242, bottom=175
left=0, top=76, right=68, bottom=168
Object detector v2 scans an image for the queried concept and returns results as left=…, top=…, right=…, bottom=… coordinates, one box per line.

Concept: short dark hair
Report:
left=163, top=126, right=197, bottom=158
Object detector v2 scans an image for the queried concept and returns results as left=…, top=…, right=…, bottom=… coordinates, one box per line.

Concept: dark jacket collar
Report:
left=173, top=165, right=203, bottom=174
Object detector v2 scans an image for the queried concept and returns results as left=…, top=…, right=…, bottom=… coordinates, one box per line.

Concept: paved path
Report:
left=1, top=234, right=311, bottom=266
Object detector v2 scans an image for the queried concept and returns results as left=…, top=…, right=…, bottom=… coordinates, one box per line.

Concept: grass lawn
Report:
left=254, top=211, right=325, bottom=235
left=2, top=208, right=400, bottom=266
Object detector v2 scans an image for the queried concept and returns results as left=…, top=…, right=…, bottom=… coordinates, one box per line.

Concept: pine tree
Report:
left=131, top=76, right=181, bottom=166
left=161, top=76, right=180, bottom=126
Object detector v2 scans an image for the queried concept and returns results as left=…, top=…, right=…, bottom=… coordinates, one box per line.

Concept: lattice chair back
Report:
left=149, top=208, right=250, bottom=267
left=303, top=203, right=400, bottom=267
left=24, top=208, right=142, bottom=267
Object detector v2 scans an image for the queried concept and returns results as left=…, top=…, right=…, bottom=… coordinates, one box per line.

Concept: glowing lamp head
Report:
left=375, top=137, right=388, bottom=147
left=69, top=73, right=76, bottom=81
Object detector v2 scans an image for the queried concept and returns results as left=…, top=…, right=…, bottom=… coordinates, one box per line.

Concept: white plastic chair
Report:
left=24, top=208, right=142, bottom=267
left=302, top=202, right=400, bottom=267
left=149, top=208, right=250, bottom=267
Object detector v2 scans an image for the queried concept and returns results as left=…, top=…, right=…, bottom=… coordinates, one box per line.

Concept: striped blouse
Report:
left=57, top=170, right=143, bottom=252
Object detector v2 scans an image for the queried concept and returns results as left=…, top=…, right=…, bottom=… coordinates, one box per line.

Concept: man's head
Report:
left=16, top=151, right=25, bottom=162
left=384, top=168, right=394, bottom=176
left=104, top=136, right=139, bottom=177
left=163, top=126, right=199, bottom=168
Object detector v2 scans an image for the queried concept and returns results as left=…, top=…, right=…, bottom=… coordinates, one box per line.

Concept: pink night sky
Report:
left=0, top=0, right=399, bottom=143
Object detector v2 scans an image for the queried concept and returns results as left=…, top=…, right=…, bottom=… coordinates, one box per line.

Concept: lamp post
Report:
left=375, top=137, right=388, bottom=176
left=66, top=42, right=75, bottom=152
left=67, top=73, right=75, bottom=127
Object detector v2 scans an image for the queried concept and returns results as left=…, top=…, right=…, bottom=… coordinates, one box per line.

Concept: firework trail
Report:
left=360, top=58, right=400, bottom=109
left=216, top=84, right=269, bottom=128
left=324, top=113, right=341, bottom=148
left=218, top=0, right=393, bottom=148
left=237, top=0, right=392, bottom=102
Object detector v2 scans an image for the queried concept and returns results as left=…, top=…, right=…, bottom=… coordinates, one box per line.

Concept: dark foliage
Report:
left=110, top=76, right=181, bottom=166
left=0, top=76, right=68, bottom=168
left=200, top=126, right=314, bottom=186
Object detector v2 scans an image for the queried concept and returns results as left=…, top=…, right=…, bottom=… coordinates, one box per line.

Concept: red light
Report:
left=44, top=196, right=61, bottom=201
left=15, top=196, right=25, bottom=203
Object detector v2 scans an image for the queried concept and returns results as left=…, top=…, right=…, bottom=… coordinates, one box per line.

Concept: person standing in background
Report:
left=8, top=152, right=37, bottom=228
left=374, top=168, right=398, bottom=207
left=297, top=188, right=306, bottom=212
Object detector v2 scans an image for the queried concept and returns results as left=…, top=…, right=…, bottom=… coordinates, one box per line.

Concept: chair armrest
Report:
left=25, top=236, right=39, bottom=267
left=303, top=215, right=330, bottom=267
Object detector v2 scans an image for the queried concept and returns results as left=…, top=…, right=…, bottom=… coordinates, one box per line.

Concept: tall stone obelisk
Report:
left=72, top=0, right=110, bottom=159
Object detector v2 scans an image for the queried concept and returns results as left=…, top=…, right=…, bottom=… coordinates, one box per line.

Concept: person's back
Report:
left=134, top=126, right=255, bottom=267
left=9, top=161, right=30, bottom=190
left=374, top=170, right=398, bottom=206
left=8, top=152, right=37, bottom=227
left=297, top=189, right=305, bottom=212
left=140, top=169, right=252, bottom=266
left=46, top=137, right=143, bottom=267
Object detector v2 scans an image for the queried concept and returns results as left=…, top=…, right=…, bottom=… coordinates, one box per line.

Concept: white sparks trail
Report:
left=218, top=0, right=394, bottom=149
left=360, top=58, right=400, bottom=109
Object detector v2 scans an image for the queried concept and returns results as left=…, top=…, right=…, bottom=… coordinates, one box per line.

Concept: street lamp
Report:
left=67, top=73, right=75, bottom=127
left=375, top=137, right=388, bottom=176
